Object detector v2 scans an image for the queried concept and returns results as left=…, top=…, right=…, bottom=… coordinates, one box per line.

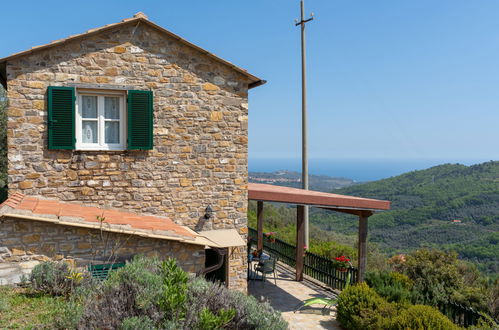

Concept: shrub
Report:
left=227, top=290, right=288, bottom=330
left=105, top=255, right=164, bottom=310
left=120, top=316, right=157, bottom=330
left=468, top=314, right=499, bottom=330
left=185, top=276, right=287, bottom=330
left=336, top=282, right=397, bottom=329
left=39, top=256, right=287, bottom=330
left=51, top=299, right=84, bottom=329
left=395, top=249, right=463, bottom=306
left=78, top=255, right=164, bottom=329
left=365, top=271, right=413, bottom=303
left=158, top=258, right=188, bottom=320
left=29, top=261, right=90, bottom=297
left=197, top=307, right=236, bottom=330
left=388, top=304, right=460, bottom=330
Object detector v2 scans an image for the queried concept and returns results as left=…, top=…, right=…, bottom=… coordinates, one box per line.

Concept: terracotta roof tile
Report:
left=0, top=194, right=195, bottom=239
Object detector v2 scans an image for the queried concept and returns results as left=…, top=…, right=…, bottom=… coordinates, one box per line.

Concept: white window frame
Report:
left=75, top=89, right=126, bottom=151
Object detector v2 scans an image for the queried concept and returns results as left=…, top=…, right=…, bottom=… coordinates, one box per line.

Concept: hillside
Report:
left=249, top=170, right=356, bottom=192
left=312, top=161, right=499, bottom=274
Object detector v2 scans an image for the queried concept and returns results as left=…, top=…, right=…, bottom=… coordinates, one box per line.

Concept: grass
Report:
left=0, top=285, right=63, bottom=329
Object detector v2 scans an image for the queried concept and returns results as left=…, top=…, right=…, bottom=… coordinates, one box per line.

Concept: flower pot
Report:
left=269, top=238, right=276, bottom=243
left=337, top=267, right=348, bottom=273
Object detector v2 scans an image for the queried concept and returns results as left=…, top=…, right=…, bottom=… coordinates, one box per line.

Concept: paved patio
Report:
left=248, top=263, right=342, bottom=330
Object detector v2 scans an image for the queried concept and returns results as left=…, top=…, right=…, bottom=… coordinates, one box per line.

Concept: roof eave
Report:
left=0, top=17, right=265, bottom=89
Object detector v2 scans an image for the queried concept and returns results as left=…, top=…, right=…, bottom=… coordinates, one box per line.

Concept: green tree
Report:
left=394, top=249, right=490, bottom=314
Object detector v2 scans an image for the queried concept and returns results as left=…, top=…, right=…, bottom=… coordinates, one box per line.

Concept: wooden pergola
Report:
left=248, top=183, right=390, bottom=282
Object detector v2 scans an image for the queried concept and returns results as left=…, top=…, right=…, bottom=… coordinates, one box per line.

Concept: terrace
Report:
left=248, top=183, right=390, bottom=282
left=246, top=183, right=391, bottom=328
left=248, top=263, right=341, bottom=330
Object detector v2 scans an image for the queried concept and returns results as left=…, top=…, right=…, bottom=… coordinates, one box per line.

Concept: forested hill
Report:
left=336, top=161, right=499, bottom=225
left=319, top=161, right=499, bottom=274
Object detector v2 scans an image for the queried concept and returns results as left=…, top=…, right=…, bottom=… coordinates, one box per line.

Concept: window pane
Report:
left=105, top=121, right=120, bottom=144
left=82, top=121, right=98, bottom=143
left=82, top=96, right=97, bottom=118
left=105, top=97, right=120, bottom=119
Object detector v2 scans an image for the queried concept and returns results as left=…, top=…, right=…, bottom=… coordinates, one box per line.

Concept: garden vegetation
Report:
left=1, top=256, right=287, bottom=329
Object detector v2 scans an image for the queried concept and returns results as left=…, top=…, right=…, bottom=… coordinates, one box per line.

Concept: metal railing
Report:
left=438, top=301, right=490, bottom=328
left=249, top=227, right=356, bottom=290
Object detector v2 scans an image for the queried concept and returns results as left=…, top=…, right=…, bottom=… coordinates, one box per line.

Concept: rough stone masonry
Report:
left=5, top=20, right=251, bottom=289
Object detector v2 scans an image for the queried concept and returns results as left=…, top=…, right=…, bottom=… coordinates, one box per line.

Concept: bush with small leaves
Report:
left=467, top=314, right=499, bottom=330
left=197, top=307, right=236, bottom=330
left=336, top=282, right=398, bottom=329
left=29, top=261, right=90, bottom=297
left=388, top=304, right=461, bottom=330
left=366, top=271, right=414, bottom=303
left=78, top=255, right=164, bottom=329
left=185, top=277, right=287, bottom=330
left=120, top=316, right=157, bottom=330
left=51, top=299, right=84, bottom=330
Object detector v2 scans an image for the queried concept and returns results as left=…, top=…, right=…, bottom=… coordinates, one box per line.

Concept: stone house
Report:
left=0, top=13, right=264, bottom=290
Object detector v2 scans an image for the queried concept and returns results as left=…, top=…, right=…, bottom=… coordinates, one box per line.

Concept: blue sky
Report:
left=1, top=1, right=498, bottom=165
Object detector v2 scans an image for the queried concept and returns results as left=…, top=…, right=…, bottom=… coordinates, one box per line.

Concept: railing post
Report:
left=257, top=201, right=264, bottom=252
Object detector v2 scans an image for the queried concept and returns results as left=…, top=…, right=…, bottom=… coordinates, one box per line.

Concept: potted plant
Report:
left=264, top=231, right=277, bottom=243
left=303, top=245, right=308, bottom=257
left=334, top=255, right=350, bottom=272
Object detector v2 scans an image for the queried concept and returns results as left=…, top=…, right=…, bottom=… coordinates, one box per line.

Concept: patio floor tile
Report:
left=248, top=263, right=343, bottom=330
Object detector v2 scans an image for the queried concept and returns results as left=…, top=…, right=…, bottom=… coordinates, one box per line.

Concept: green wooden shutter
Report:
left=127, top=90, right=153, bottom=150
left=47, top=86, right=75, bottom=149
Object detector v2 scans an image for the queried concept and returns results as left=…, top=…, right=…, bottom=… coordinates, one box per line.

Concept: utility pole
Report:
left=295, top=0, right=314, bottom=248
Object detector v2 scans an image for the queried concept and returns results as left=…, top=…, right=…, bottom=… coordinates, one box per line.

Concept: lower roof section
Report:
left=248, top=183, right=390, bottom=213
left=0, top=193, right=245, bottom=248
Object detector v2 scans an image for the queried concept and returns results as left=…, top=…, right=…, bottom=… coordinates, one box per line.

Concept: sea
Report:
left=248, top=158, right=490, bottom=182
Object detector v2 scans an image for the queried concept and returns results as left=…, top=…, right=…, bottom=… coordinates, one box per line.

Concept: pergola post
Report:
left=357, top=212, right=370, bottom=282
left=296, top=205, right=305, bottom=281
left=257, top=201, right=264, bottom=252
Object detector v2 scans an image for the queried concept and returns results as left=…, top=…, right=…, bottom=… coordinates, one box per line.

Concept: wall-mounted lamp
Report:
left=204, top=205, right=213, bottom=220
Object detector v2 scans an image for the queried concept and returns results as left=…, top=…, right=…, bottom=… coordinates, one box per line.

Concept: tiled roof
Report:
left=0, top=192, right=196, bottom=241
left=0, top=12, right=265, bottom=89
left=248, top=183, right=390, bottom=211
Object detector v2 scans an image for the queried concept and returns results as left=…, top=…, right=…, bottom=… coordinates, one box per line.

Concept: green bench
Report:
left=88, top=262, right=125, bottom=280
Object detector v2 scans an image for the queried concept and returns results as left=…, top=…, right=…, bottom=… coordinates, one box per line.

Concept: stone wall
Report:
left=0, top=246, right=76, bottom=285
left=5, top=21, right=249, bottom=289
left=0, top=217, right=205, bottom=281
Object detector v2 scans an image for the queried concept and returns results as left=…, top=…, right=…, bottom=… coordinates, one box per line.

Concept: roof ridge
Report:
left=0, top=13, right=264, bottom=88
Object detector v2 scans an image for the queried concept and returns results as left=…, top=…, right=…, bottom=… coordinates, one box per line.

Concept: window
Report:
left=47, top=86, right=153, bottom=151
left=75, top=91, right=126, bottom=150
